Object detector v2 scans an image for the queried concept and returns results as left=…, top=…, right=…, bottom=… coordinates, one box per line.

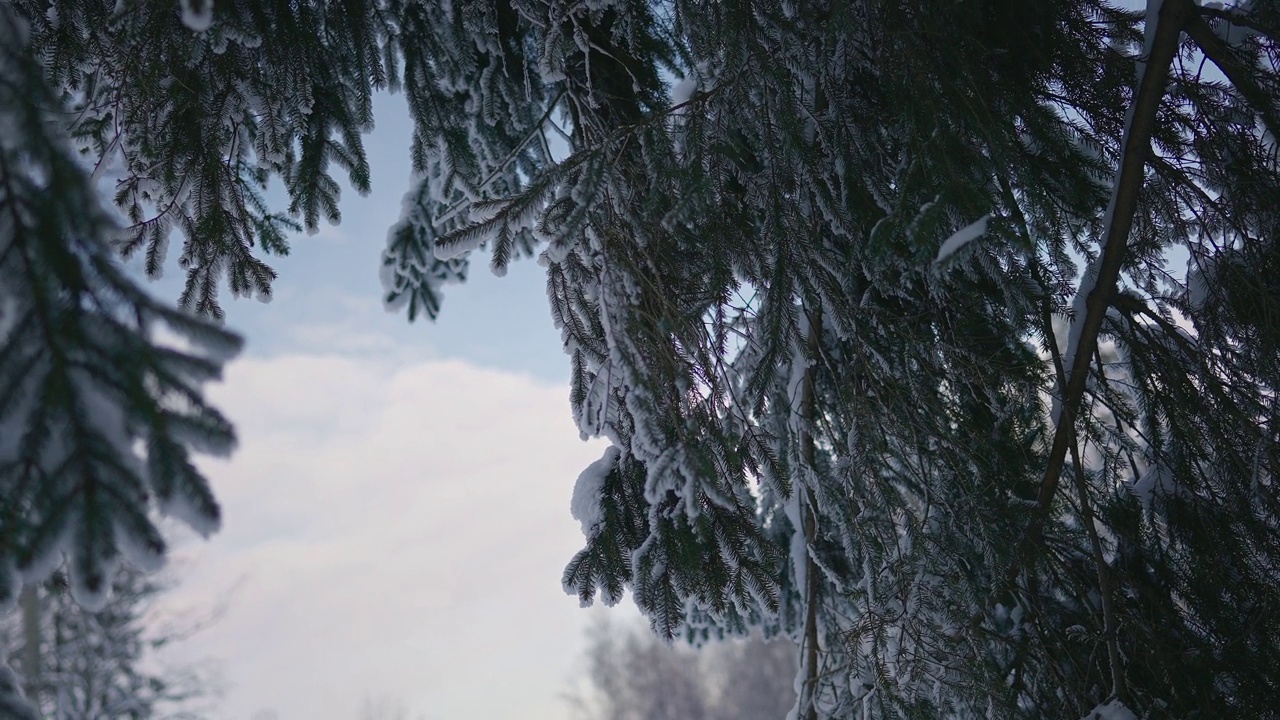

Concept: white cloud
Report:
left=159, top=352, right=610, bottom=720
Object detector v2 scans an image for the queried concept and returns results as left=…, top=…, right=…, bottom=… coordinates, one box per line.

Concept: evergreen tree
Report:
left=4, top=1, right=1280, bottom=718
left=0, top=568, right=217, bottom=719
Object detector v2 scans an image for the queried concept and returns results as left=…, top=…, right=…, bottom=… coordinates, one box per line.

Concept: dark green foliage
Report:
left=1, top=0, right=239, bottom=596
left=7, top=0, right=1280, bottom=718
left=391, top=1, right=1280, bottom=717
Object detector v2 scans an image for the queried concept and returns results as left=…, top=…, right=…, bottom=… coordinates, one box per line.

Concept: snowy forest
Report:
left=2, top=0, right=1280, bottom=718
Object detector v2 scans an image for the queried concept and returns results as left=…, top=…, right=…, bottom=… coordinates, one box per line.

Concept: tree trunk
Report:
left=19, top=585, right=39, bottom=704
left=797, top=306, right=823, bottom=720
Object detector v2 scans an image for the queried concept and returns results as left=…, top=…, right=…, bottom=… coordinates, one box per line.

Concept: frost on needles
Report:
left=376, top=1, right=1280, bottom=718
left=0, top=5, right=240, bottom=713
left=7, top=1, right=1280, bottom=719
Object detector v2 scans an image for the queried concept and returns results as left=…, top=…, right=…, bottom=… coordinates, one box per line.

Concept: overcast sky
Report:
left=139, top=92, right=632, bottom=720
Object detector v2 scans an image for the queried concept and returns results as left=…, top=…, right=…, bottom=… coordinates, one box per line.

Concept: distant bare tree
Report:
left=704, top=632, right=798, bottom=720
left=359, top=693, right=429, bottom=720
left=570, top=617, right=797, bottom=720
left=359, top=695, right=407, bottom=720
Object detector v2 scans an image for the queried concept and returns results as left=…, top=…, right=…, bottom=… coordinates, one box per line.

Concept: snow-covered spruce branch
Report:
left=1196, top=3, right=1277, bottom=40
left=0, top=0, right=239, bottom=666
left=431, top=89, right=568, bottom=229
left=1183, top=9, right=1280, bottom=141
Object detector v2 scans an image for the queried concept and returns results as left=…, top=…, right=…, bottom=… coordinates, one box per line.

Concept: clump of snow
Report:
left=1057, top=255, right=1100, bottom=412
left=1081, top=699, right=1138, bottom=720
left=180, top=0, right=214, bottom=32
left=1135, top=0, right=1165, bottom=82
left=934, top=214, right=991, bottom=264
left=1130, top=458, right=1174, bottom=511
left=671, top=76, right=698, bottom=112
left=1186, top=253, right=1218, bottom=313
left=788, top=501, right=809, bottom=593
left=1203, top=1, right=1256, bottom=46
left=571, top=445, right=620, bottom=535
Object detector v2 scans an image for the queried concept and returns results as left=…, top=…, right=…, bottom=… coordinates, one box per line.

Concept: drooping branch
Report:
left=1016, top=0, right=1192, bottom=574
left=1197, top=5, right=1278, bottom=42
left=1027, top=195, right=1128, bottom=703
left=1185, top=10, right=1280, bottom=141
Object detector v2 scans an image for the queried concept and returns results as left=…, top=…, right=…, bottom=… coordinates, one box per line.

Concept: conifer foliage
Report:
left=4, top=0, right=1280, bottom=718
left=0, top=3, right=240, bottom=712
left=1, top=570, right=216, bottom=719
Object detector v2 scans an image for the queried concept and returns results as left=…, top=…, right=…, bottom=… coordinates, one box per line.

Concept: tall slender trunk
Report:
left=19, top=585, right=40, bottom=704
left=797, top=305, right=823, bottom=720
